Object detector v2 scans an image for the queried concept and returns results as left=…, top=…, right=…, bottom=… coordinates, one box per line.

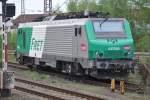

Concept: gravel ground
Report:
left=6, top=66, right=150, bottom=100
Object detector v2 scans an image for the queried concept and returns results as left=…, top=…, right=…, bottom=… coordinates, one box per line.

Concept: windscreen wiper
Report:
left=99, top=12, right=109, bottom=28
left=100, top=18, right=109, bottom=28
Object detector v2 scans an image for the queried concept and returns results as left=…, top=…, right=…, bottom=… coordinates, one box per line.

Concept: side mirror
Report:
left=5, top=3, right=15, bottom=17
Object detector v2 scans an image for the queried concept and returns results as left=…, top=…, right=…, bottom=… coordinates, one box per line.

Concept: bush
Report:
left=0, top=30, right=16, bottom=61
left=136, top=34, right=150, bottom=52
left=8, top=30, right=17, bottom=50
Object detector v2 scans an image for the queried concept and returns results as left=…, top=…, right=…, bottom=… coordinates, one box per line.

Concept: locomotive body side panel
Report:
left=29, top=25, right=47, bottom=58
left=44, top=26, right=74, bottom=57
left=36, top=19, right=89, bottom=68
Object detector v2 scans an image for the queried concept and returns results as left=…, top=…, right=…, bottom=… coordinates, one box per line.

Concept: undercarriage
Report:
left=16, top=55, right=135, bottom=80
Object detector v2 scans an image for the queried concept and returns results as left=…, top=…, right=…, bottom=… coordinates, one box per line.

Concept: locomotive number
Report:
left=108, top=47, right=120, bottom=50
left=30, top=38, right=44, bottom=51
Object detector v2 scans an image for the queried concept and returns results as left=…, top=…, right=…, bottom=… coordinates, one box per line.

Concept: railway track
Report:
left=8, top=62, right=144, bottom=93
left=15, top=77, right=106, bottom=100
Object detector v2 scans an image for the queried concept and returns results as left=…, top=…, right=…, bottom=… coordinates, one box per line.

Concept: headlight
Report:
left=95, top=51, right=103, bottom=58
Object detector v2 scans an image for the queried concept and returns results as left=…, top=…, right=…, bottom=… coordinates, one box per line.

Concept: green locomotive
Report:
left=16, top=12, right=135, bottom=79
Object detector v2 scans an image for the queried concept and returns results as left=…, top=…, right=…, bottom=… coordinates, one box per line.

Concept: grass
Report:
left=8, top=54, right=16, bottom=63
left=139, top=56, right=150, bottom=69
left=125, top=92, right=150, bottom=100
left=128, top=72, right=143, bottom=84
left=22, top=70, right=49, bottom=81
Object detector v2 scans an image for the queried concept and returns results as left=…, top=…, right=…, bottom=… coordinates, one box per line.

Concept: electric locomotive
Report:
left=16, top=12, right=135, bottom=79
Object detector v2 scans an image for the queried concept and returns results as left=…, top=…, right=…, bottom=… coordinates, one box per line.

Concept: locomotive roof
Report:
left=18, top=18, right=125, bottom=28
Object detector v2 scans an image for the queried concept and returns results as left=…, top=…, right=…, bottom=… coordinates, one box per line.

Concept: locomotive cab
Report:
left=85, top=18, right=135, bottom=76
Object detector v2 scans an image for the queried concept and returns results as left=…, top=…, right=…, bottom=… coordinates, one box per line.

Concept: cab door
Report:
left=73, top=26, right=82, bottom=58
left=17, top=29, right=24, bottom=52
left=20, top=29, right=26, bottom=52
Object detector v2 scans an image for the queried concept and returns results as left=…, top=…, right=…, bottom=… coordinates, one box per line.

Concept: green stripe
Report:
left=17, top=27, right=33, bottom=54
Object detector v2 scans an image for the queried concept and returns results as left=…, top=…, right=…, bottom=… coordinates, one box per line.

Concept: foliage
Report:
left=136, top=33, right=150, bottom=52
left=8, top=30, right=17, bottom=50
left=67, top=0, right=78, bottom=12
left=67, top=0, right=99, bottom=12
left=100, top=0, right=130, bottom=18
left=0, top=30, right=16, bottom=61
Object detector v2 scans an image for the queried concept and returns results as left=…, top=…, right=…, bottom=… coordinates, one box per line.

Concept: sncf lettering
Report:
left=31, top=38, right=44, bottom=51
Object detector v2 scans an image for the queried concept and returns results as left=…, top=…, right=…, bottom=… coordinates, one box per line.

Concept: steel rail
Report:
left=15, top=86, right=66, bottom=100
left=15, top=77, right=105, bottom=100
left=8, top=62, right=28, bottom=70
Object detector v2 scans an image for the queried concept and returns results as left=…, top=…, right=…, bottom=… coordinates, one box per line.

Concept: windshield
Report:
left=93, top=21, right=124, bottom=33
left=93, top=20, right=126, bottom=39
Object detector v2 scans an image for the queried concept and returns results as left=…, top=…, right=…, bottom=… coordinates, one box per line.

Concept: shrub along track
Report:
left=138, top=63, right=150, bottom=78
left=8, top=62, right=144, bottom=94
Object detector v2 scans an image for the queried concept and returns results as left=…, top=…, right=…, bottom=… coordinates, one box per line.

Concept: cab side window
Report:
left=75, top=27, right=82, bottom=37
left=22, top=32, right=26, bottom=49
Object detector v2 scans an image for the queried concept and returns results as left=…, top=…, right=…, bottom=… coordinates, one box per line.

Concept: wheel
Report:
left=66, top=63, right=73, bottom=74
left=62, top=62, right=84, bottom=75
left=72, top=63, right=84, bottom=75
left=18, top=56, right=24, bottom=64
left=27, top=58, right=35, bottom=70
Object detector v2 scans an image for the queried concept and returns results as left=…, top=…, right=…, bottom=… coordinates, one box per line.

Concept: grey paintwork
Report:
left=40, top=22, right=90, bottom=68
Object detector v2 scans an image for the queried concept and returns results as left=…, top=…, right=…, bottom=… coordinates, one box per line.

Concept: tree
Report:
left=67, top=0, right=78, bottom=12
left=87, top=0, right=99, bottom=11
left=77, top=0, right=88, bottom=11
left=99, top=0, right=130, bottom=18
left=67, top=0, right=99, bottom=12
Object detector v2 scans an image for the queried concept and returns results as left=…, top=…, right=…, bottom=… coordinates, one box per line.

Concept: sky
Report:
left=0, top=0, right=66, bottom=17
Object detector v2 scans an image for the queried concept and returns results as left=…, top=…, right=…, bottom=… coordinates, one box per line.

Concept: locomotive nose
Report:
left=93, top=45, right=133, bottom=59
